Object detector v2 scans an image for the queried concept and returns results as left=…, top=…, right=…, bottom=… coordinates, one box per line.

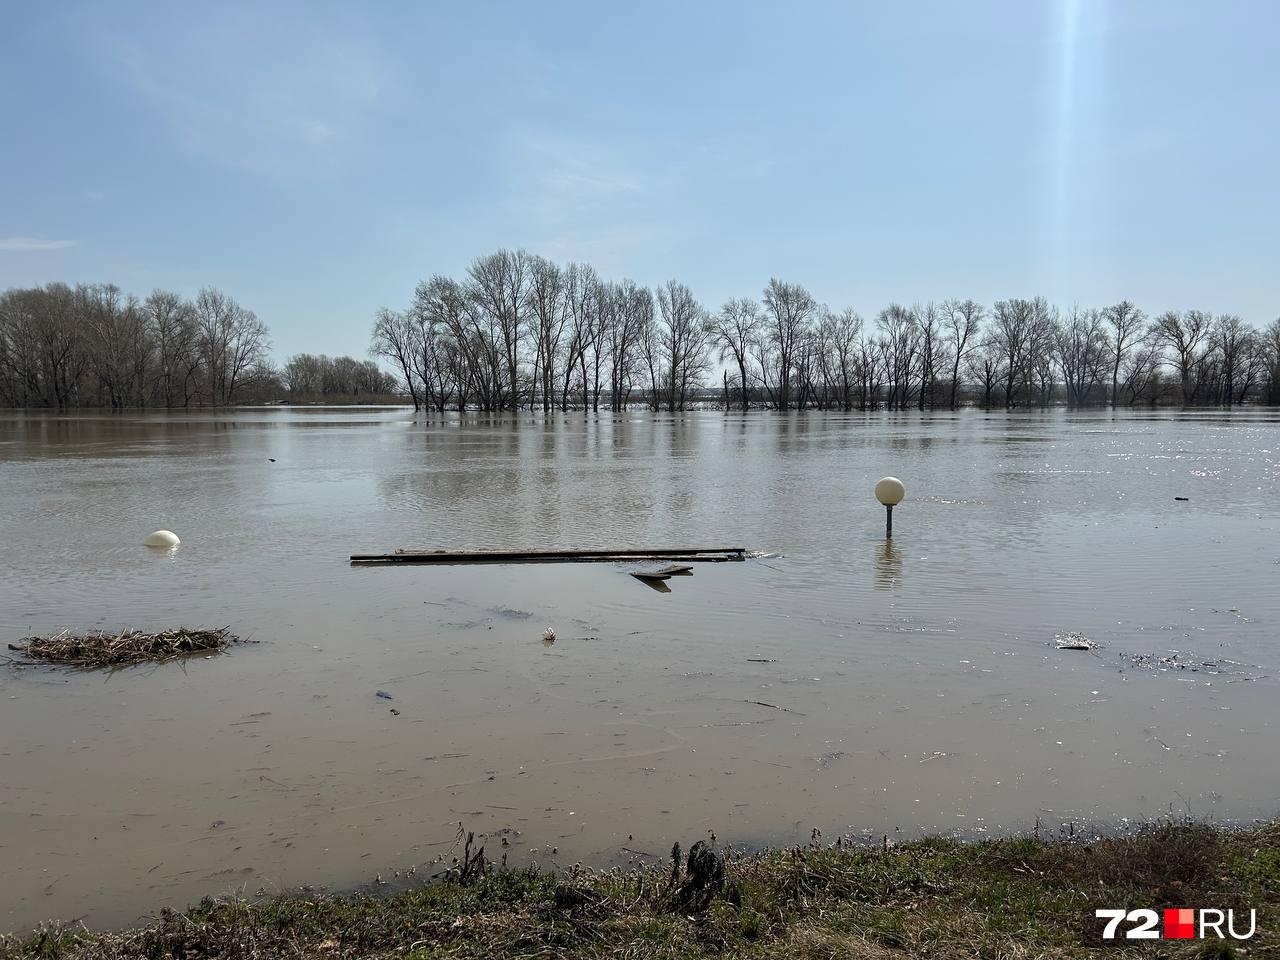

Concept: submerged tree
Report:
left=943, top=299, right=982, bottom=410
left=708, top=297, right=760, bottom=411
left=759, top=279, right=816, bottom=411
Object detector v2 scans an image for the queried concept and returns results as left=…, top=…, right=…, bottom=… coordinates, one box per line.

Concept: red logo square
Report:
left=1164, top=908, right=1195, bottom=939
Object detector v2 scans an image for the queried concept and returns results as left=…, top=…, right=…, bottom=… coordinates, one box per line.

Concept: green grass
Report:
left=4, top=821, right=1277, bottom=959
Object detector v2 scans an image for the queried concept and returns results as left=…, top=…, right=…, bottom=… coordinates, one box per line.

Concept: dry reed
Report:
left=8, top=627, right=235, bottom=666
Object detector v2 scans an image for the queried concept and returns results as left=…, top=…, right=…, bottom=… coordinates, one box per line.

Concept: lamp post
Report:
left=875, top=477, right=905, bottom=539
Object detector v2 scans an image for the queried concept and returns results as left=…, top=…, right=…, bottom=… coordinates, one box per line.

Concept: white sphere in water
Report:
left=874, top=477, right=905, bottom=506
left=144, top=529, right=181, bottom=548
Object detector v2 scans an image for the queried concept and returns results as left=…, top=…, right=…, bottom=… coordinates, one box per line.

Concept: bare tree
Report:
left=526, top=256, right=569, bottom=412
left=193, top=287, right=270, bottom=405
left=656, top=280, right=709, bottom=411
left=942, top=299, right=982, bottom=409
left=1211, top=314, right=1265, bottom=404
left=583, top=280, right=613, bottom=412
left=146, top=290, right=199, bottom=408
left=417, top=275, right=484, bottom=410
left=0, top=284, right=85, bottom=407
left=709, top=297, right=760, bottom=411
left=829, top=307, right=862, bottom=411
left=1054, top=306, right=1106, bottom=406
left=1118, top=328, right=1165, bottom=405
left=638, top=302, right=662, bottom=412
left=915, top=302, right=944, bottom=410
left=370, top=307, right=421, bottom=409
left=989, top=298, right=1053, bottom=408
left=81, top=284, right=150, bottom=409
left=1264, top=317, right=1280, bottom=405
left=467, top=249, right=531, bottom=410
left=608, top=280, right=649, bottom=411
left=1154, top=309, right=1212, bottom=404
left=1103, top=300, right=1146, bottom=407
left=876, top=304, right=919, bottom=409
left=559, top=263, right=597, bottom=411
left=760, top=279, right=816, bottom=411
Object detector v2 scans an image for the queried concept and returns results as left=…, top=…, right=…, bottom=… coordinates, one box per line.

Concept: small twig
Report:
left=743, top=700, right=806, bottom=716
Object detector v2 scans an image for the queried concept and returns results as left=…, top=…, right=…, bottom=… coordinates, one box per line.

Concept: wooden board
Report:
left=351, top=547, right=745, bottom=565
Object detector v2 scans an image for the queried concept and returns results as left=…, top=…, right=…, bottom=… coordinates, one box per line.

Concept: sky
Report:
left=1, top=1, right=1276, bottom=362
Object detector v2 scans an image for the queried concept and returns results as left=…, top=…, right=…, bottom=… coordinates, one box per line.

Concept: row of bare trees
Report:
left=282, top=353, right=398, bottom=400
left=373, top=251, right=1280, bottom=412
left=6, top=268, right=1275, bottom=411
left=0, top=283, right=273, bottom=408
left=371, top=250, right=714, bottom=412
left=710, top=292, right=1280, bottom=410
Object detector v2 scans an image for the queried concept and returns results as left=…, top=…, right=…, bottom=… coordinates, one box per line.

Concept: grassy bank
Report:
left=4, top=821, right=1277, bottom=959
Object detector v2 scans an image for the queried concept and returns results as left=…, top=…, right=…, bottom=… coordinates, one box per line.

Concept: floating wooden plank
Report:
left=653, top=563, right=694, bottom=576
left=350, top=546, right=745, bottom=566
left=630, top=571, right=672, bottom=582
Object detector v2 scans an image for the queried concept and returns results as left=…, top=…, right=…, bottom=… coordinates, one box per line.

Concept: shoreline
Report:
left=4, top=819, right=1276, bottom=958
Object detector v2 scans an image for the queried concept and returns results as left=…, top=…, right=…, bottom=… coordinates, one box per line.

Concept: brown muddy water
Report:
left=2, top=408, right=1279, bottom=931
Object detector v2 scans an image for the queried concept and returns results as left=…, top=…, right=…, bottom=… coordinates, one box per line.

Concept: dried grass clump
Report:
left=9, top=627, right=235, bottom=666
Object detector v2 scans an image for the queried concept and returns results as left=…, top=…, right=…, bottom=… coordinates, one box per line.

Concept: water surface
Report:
left=2, top=408, right=1278, bottom=930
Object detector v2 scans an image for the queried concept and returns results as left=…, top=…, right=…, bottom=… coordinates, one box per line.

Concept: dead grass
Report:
left=2, top=819, right=1276, bottom=959
left=7, top=627, right=235, bottom=666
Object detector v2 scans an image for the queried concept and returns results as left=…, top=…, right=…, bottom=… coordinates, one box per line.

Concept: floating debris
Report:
left=1124, top=651, right=1268, bottom=682
left=9, top=627, right=235, bottom=667
left=542, top=627, right=556, bottom=643
left=1129, top=653, right=1219, bottom=673
left=630, top=571, right=672, bottom=583
left=1054, top=632, right=1097, bottom=651
left=376, top=690, right=394, bottom=700
left=743, top=699, right=806, bottom=716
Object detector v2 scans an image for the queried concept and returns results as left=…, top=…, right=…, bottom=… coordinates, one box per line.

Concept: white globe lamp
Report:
left=874, top=477, right=905, bottom=538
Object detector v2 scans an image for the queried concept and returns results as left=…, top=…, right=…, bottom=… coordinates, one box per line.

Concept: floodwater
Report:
left=2, top=407, right=1279, bottom=930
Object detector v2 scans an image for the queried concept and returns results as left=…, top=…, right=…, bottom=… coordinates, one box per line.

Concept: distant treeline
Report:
left=5, top=261, right=1279, bottom=411
left=0, top=283, right=275, bottom=408
left=280, top=353, right=398, bottom=401
left=374, top=249, right=1280, bottom=412
left=0, top=283, right=394, bottom=408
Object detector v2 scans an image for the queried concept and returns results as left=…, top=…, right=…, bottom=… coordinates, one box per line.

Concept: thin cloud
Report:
left=0, top=237, right=80, bottom=252
left=499, top=131, right=703, bottom=270
left=97, top=8, right=389, bottom=177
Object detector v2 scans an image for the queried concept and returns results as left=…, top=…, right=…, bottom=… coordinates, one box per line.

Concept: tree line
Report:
left=0, top=282, right=399, bottom=408
left=5, top=264, right=1277, bottom=410
left=371, top=252, right=712, bottom=413
left=0, top=283, right=273, bottom=408
left=282, top=353, right=398, bottom=401
left=373, top=249, right=1280, bottom=412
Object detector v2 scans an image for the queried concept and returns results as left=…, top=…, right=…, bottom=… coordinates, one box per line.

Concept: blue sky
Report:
left=1, top=1, right=1275, bottom=361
